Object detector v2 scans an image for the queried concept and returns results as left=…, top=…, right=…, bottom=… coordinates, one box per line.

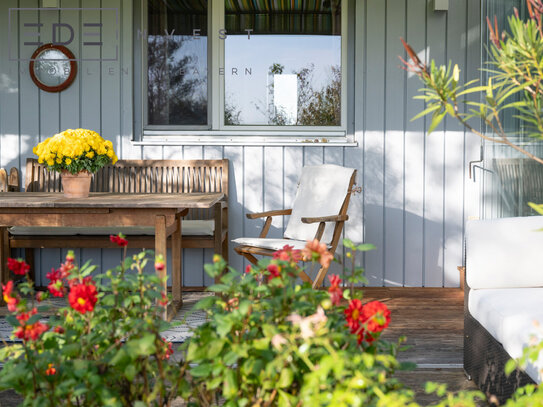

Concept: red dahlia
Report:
left=7, top=258, right=30, bottom=276
left=68, top=278, right=98, bottom=314
left=2, top=281, right=19, bottom=312
left=109, top=233, right=128, bottom=247
left=327, top=274, right=343, bottom=306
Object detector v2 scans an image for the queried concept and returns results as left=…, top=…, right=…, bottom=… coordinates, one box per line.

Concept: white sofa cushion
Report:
left=466, top=216, right=543, bottom=289
left=232, top=238, right=311, bottom=252
left=9, top=220, right=215, bottom=237
left=283, top=165, right=355, bottom=245
left=469, top=288, right=543, bottom=383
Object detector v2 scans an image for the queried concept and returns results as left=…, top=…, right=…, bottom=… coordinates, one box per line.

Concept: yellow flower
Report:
left=34, top=128, right=117, bottom=172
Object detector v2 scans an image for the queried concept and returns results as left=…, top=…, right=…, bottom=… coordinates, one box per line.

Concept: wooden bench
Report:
left=2, top=158, right=228, bottom=286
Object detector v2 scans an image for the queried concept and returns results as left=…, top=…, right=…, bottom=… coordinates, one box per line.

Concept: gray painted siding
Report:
left=0, top=0, right=482, bottom=287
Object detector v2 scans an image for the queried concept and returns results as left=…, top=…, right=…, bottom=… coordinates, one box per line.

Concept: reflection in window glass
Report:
left=147, top=0, right=207, bottom=126
left=224, top=0, right=342, bottom=126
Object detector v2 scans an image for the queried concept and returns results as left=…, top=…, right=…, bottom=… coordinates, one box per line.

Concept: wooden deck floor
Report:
left=364, top=287, right=480, bottom=405
left=0, top=288, right=480, bottom=406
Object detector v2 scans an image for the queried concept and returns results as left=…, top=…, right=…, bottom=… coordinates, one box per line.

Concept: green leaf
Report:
left=190, top=363, right=212, bottom=377
left=126, top=333, right=157, bottom=357
left=5, top=315, right=19, bottom=327
left=410, top=104, right=440, bottom=122
left=278, top=368, right=293, bottom=388
left=206, top=339, right=225, bottom=359
left=427, top=110, right=446, bottom=135
left=214, top=314, right=234, bottom=337
left=223, top=369, right=238, bottom=398
left=355, top=243, right=376, bottom=252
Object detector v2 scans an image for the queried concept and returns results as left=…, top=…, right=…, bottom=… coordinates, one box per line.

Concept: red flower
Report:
left=45, top=363, right=56, bottom=376
left=245, top=264, right=252, bottom=274
left=110, top=233, right=128, bottom=247
left=159, top=292, right=169, bottom=308
left=46, top=269, right=66, bottom=298
left=68, top=278, right=98, bottom=314
left=273, top=245, right=302, bottom=266
left=2, top=281, right=19, bottom=312
left=14, top=308, right=49, bottom=341
left=327, top=274, right=343, bottom=306
left=155, top=261, right=165, bottom=272
left=302, top=239, right=334, bottom=268
left=344, top=299, right=363, bottom=333
left=53, top=326, right=65, bottom=334
left=361, top=300, right=391, bottom=335
left=36, top=291, right=47, bottom=302
left=65, top=251, right=75, bottom=263
left=7, top=258, right=30, bottom=276
left=267, top=263, right=281, bottom=279
left=159, top=337, right=174, bottom=360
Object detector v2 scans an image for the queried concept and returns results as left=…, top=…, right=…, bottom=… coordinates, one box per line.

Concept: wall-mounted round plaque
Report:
left=29, top=44, right=77, bottom=93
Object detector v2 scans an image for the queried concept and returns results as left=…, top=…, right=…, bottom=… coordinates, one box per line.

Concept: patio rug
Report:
left=0, top=292, right=209, bottom=344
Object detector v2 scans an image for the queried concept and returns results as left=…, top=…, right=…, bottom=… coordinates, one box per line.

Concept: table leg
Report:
left=155, top=215, right=168, bottom=319
left=171, top=214, right=182, bottom=304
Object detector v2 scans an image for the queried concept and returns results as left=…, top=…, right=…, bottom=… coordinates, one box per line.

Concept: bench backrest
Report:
left=466, top=216, right=543, bottom=289
left=25, top=158, right=228, bottom=219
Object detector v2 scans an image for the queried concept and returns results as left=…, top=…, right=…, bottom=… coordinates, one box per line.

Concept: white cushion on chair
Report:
left=232, top=238, right=309, bottom=252
left=469, top=288, right=543, bottom=383
left=283, top=165, right=355, bottom=245
left=9, top=220, right=215, bottom=237
left=466, top=216, right=543, bottom=289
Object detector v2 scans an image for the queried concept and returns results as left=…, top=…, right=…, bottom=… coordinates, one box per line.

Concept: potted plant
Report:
left=32, top=128, right=118, bottom=198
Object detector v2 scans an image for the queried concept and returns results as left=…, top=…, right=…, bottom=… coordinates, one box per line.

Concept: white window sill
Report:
left=135, top=131, right=358, bottom=147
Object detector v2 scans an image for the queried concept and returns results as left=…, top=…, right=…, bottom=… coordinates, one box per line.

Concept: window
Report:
left=143, top=0, right=346, bottom=135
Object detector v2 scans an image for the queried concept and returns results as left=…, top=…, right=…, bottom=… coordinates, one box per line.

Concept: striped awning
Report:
left=148, top=0, right=341, bottom=36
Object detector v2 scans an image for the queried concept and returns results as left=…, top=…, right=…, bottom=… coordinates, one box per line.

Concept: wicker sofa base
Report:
left=464, top=312, right=536, bottom=404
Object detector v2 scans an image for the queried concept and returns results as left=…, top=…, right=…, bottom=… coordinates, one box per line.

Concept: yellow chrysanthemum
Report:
left=33, top=128, right=117, bottom=173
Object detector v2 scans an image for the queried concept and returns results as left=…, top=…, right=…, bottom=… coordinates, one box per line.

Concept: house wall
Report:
left=0, top=0, right=482, bottom=287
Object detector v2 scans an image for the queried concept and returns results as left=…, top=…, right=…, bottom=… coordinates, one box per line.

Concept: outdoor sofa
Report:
left=464, top=216, right=543, bottom=403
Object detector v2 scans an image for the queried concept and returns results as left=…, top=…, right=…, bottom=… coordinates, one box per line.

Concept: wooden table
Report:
left=0, top=192, right=224, bottom=319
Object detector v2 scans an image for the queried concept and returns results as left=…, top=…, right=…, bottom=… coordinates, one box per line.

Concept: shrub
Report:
left=0, top=235, right=183, bottom=406
left=180, top=239, right=415, bottom=406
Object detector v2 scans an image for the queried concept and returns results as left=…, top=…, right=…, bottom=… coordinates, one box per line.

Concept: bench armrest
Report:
left=246, top=209, right=292, bottom=219
left=301, top=214, right=348, bottom=224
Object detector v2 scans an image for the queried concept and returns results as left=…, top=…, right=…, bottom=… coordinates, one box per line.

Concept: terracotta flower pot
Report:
left=61, top=170, right=92, bottom=198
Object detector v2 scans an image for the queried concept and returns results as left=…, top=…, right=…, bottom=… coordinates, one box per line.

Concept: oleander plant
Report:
left=33, top=128, right=118, bottom=174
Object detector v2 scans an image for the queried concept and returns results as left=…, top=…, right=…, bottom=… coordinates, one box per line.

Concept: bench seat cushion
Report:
left=466, top=216, right=543, bottom=289
left=9, top=220, right=215, bottom=237
left=232, top=238, right=312, bottom=252
left=469, top=288, right=543, bottom=383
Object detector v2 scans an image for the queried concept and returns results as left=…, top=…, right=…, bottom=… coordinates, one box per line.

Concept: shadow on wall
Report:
left=363, top=204, right=444, bottom=288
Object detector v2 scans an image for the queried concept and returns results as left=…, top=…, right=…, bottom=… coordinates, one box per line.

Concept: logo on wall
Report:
left=8, top=7, right=119, bottom=62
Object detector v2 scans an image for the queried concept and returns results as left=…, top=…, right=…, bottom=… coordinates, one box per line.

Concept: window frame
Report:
left=140, top=0, right=349, bottom=139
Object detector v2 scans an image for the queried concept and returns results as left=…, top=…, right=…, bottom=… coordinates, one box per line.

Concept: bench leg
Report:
left=172, top=215, right=182, bottom=304
left=0, top=228, right=8, bottom=305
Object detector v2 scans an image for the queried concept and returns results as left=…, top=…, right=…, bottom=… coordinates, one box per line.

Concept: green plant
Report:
left=0, top=235, right=183, bottom=406
left=400, top=0, right=543, bottom=165
left=180, top=240, right=415, bottom=407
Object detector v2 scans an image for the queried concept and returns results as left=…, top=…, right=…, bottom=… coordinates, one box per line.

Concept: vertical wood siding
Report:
left=0, top=0, right=482, bottom=287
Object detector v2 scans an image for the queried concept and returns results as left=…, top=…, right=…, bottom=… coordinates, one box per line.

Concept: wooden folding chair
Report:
left=233, top=164, right=358, bottom=288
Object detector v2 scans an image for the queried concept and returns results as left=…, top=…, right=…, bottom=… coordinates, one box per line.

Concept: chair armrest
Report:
left=301, top=214, right=349, bottom=224
left=246, top=209, right=292, bottom=219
